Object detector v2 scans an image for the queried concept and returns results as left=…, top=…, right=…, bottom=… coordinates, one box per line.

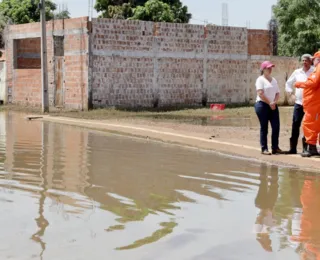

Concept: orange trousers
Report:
left=303, top=111, right=320, bottom=145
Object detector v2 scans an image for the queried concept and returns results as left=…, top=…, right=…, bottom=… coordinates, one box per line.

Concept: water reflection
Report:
left=31, top=123, right=49, bottom=260
left=0, top=111, right=318, bottom=259
left=290, top=174, right=320, bottom=259
left=254, top=164, right=279, bottom=252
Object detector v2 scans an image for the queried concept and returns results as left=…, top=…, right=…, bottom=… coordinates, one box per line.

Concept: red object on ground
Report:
left=210, top=104, right=225, bottom=110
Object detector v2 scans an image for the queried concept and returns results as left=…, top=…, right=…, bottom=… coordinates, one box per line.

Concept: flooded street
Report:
left=0, top=112, right=319, bottom=260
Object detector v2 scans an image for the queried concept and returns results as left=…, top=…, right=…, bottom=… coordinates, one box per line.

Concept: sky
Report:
left=54, top=0, right=278, bottom=29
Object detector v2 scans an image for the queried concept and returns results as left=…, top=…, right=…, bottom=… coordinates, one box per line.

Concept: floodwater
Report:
left=0, top=112, right=318, bottom=260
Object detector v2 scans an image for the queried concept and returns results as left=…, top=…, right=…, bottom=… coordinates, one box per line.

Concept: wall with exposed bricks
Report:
left=5, top=17, right=89, bottom=109
left=91, top=19, right=298, bottom=108
left=248, top=30, right=272, bottom=56
left=5, top=17, right=299, bottom=110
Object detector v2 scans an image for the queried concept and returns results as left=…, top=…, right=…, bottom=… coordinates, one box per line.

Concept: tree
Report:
left=94, top=0, right=191, bottom=23
left=54, top=9, right=71, bottom=20
left=273, top=0, right=320, bottom=56
left=0, top=13, right=8, bottom=57
left=0, top=0, right=57, bottom=24
left=268, top=7, right=278, bottom=56
left=131, top=0, right=174, bottom=22
left=99, top=3, right=133, bottom=19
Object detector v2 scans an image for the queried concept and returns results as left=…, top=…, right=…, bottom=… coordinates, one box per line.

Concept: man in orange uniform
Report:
left=295, top=51, right=320, bottom=157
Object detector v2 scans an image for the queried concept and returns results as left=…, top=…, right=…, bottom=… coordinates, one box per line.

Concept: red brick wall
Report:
left=248, top=30, right=271, bottom=56
left=14, top=69, right=42, bottom=106
left=5, top=17, right=89, bottom=109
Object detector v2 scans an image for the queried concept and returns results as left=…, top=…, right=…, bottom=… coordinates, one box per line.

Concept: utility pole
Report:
left=40, top=0, right=49, bottom=113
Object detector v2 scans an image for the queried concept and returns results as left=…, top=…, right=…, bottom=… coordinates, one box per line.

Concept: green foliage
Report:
left=94, top=0, right=191, bottom=23
left=54, top=9, right=71, bottom=20
left=0, top=0, right=56, bottom=24
left=0, top=13, right=8, bottom=50
left=273, top=0, right=320, bottom=56
left=102, top=3, right=133, bottom=19
left=130, top=0, right=174, bottom=22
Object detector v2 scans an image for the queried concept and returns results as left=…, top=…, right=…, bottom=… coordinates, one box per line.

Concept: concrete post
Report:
left=40, top=0, right=49, bottom=113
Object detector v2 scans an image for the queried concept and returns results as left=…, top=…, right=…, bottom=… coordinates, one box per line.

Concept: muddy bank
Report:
left=39, top=114, right=320, bottom=172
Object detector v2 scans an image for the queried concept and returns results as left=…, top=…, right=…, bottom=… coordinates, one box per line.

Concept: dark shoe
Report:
left=301, top=144, right=319, bottom=157
left=286, top=138, right=297, bottom=154
left=272, top=148, right=284, bottom=155
left=261, top=149, right=271, bottom=155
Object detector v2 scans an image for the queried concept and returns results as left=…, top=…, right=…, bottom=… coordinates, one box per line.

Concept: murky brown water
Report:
left=0, top=112, right=318, bottom=260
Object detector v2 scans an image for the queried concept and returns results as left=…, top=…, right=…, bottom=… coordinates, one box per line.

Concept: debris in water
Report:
left=25, top=115, right=43, bottom=121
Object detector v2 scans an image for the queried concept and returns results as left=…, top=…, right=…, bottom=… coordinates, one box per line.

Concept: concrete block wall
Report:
left=206, top=26, right=247, bottom=55
left=155, top=23, right=205, bottom=106
left=206, top=26, right=248, bottom=104
left=91, top=19, right=155, bottom=107
left=91, top=20, right=258, bottom=108
left=5, top=17, right=89, bottom=109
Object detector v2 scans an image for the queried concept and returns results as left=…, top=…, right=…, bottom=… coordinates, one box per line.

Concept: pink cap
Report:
left=260, top=61, right=275, bottom=71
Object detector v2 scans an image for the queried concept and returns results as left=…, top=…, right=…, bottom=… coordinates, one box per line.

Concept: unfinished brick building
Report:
left=5, top=17, right=89, bottom=110
left=4, top=17, right=299, bottom=110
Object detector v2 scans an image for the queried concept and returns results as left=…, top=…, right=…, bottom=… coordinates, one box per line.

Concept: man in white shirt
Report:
left=285, top=54, right=314, bottom=154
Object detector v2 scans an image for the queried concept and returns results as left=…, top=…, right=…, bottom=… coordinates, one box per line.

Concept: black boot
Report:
left=302, top=137, right=308, bottom=153
left=286, top=138, right=298, bottom=154
left=301, top=144, right=319, bottom=157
